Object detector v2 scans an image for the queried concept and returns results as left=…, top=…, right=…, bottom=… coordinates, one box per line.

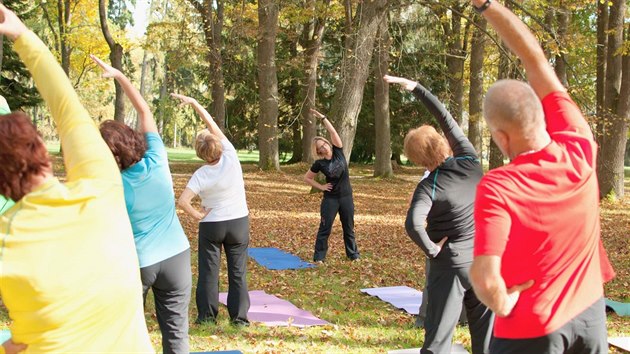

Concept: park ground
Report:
left=2, top=149, right=629, bottom=353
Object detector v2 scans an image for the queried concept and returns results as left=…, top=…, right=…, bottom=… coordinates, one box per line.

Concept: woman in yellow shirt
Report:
left=0, top=5, right=153, bottom=353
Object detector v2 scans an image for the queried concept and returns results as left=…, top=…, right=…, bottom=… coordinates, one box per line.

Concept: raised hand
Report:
left=90, top=55, right=121, bottom=79
left=0, top=4, right=28, bottom=41
left=171, top=93, right=197, bottom=107
left=310, top=108, right=326, bottom=120
left=383, top=75, right=417, bottom=91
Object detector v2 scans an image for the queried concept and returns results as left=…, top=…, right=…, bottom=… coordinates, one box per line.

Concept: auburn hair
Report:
left=404, top=125, right=451, bottom=169
left=99, top=120, right=147, bottom=170
left=0, top=112, right=51, bottom=201
left=195, top=130, right=223, bottom=163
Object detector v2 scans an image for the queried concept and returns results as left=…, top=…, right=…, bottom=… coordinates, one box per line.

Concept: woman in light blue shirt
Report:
left=92, top=55, right=191, bottom=354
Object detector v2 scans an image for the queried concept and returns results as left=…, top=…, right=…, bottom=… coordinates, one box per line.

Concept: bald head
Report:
left=483, top=80, right=545, bottom=136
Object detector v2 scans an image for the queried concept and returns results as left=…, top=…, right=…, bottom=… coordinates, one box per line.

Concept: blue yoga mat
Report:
left=247, top=247, right=315, bottom=270
left=605, top=298, right=630, bottom=316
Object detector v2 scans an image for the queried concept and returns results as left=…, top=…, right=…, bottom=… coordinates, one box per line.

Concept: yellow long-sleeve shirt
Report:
left=0, top=31, right=154, bottom=353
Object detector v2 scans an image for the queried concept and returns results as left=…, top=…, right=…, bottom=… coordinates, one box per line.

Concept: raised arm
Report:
left=472, top=0, right=564, bottom=99
left=384, top=75, right=477, bottom=158
left=0, top=5, right=119, bottom=182
left=311, top=109, right=342, bottom=148
left=171, top=93, right=227, bottom=141
left=90, top=55, right=157, bottom=133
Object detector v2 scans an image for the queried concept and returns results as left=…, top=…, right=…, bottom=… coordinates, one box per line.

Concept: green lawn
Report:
left=47, top=142, right=287, bottom=165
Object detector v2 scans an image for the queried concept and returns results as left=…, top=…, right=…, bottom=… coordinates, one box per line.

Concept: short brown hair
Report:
left=404, top=125, right=451, bottom=169
left=0, top=112, right=51, bottom=201
left=195, top=130, right=223, bottom=163
left=99, top=120, right=147, bottom=170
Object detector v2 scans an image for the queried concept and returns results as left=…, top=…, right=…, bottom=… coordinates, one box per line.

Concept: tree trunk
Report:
left=468, top=14, right=486, bottom=157
left=57, top=0, right=72, bottom=76
left=440, top=4, right=465, bottom=125
left=257, top=0, right=280, bottom=171
left=598, top=0, right=627, bottom=199
left=329, top=0, right=388, bottom=161
left=287, top=37, right=302, bottom=164
left=300, top=0, right=330, bottom=163
left=373, top=12, right=392, bottom=178
left=595, top=0, right=608, bottom=150
left=98, top=0, right=125, bottom=122
left=554, top=4, right=568, bottom=87
left=188, top=0, right=226, bottom=130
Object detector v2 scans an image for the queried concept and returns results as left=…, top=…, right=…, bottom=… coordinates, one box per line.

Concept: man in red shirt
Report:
left=469, top=0, right=616, bottom=353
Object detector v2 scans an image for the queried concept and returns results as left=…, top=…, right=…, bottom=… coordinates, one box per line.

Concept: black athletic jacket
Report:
left=405, top=84, right=483, bottom=269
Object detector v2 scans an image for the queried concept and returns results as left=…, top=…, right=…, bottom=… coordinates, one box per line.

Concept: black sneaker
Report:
left=231, top=318, right=250, bottom=327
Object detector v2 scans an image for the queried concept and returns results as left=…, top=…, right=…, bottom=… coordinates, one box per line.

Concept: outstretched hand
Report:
left=0, top=4, right=28, bottom=41
left=90, top=55, right=121, bottom=79
left=310, top=108, right=326, bottom=120
left=171, top=93, right=197, bottom=107
left=383, top=75, right=417, bottom=91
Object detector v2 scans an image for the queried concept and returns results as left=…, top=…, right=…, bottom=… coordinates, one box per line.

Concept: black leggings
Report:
left=314, top=194, right=360, bottom=261
left=197, top=216, right=250, bottom=323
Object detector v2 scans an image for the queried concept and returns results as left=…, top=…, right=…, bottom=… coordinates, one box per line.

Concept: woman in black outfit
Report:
left=303, top=109, right=360, bottom=262
left=384, top=75, right=492, bottom=354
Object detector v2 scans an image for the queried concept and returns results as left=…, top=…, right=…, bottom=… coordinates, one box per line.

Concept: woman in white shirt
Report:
left=173, top=93, right=250, bottom=326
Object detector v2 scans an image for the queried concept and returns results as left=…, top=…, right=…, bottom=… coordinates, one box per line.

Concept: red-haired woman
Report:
left=303, top=109, right=360, bottom=262
left=0, top=5, right=152, bottom=353
left=92, top=55, right=192, bottom=354
left=384, top=75, right=492, bottom=354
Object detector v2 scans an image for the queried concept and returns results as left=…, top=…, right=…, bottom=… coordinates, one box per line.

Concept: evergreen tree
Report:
left=1, top=0, right=41, bottom=111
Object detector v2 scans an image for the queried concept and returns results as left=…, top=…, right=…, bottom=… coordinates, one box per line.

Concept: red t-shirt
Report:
left=474, top=91, right=615, bottom=339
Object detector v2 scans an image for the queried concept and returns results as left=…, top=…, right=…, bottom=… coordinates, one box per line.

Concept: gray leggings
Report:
left=141, top=248, right=192, bottom=354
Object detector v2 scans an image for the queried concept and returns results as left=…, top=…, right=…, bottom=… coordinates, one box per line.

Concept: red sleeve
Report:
left=542, top=91, right=592, bottom=139
left=474, top=178, right=511, bottom=257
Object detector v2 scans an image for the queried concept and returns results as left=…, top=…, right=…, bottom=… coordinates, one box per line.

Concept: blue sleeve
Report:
left=143, top=132, right=168, bottom=167
left=411, top=84, right=478, bottom=158
left=405, top=182, right=440, bottom=258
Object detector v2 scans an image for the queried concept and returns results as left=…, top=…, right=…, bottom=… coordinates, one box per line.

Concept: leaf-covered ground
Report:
left=1, top=159, right=628, bottom=353
left=166, top=161, right=630, bottom=353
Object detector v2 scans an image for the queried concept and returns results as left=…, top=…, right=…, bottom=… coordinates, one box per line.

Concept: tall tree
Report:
left=299, top=0, right=330, bottom=163
left=257, top=0, right=280, bottom=171
left=329, top=0, right=388, bottom=160
left=373, top=12, right=392, bottom=177
left=597, top=0, right=628, bottom=199
left=98, top=0, right=125, bottom=122
left=553, top=2, right=569, bottom=87
left=595, top=0, right=608, bottom=149
left=187, top=0, right=226, bottom=130
left=436, top=2, right=466, bottom=124
left=467, top=14, right=486, bottom=156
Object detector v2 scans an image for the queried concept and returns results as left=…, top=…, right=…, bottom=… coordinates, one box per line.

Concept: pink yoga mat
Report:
left=218, top=290, right=329, bottom=327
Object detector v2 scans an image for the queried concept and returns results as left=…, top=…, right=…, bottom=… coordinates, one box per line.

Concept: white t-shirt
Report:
left=186, top=138, right=249, bottom=222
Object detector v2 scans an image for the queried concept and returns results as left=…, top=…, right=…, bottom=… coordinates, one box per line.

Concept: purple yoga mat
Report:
left=218, top=290, right=329, bottom=327
left=360, top=286, right=422, bottom=315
